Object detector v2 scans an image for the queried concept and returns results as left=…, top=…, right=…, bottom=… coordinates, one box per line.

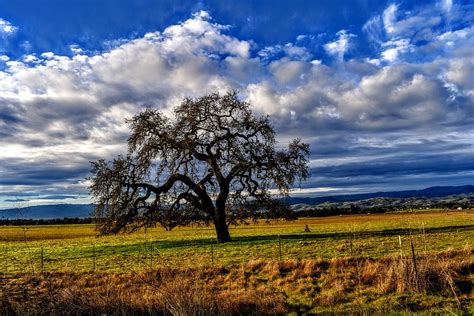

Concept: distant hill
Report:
left=0, top=204, right=94, bottom=220
left=1, top=185, right=473, bottom=219
left=286, top=185, right=474, bottom=205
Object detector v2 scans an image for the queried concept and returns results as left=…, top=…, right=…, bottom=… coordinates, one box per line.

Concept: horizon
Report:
left=2, top=184, right=473, bottom=210
left=1, top=0, right=474, bottom=208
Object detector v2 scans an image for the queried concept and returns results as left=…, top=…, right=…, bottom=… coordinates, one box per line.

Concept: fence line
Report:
left=1, top=232, right=471, bottom=277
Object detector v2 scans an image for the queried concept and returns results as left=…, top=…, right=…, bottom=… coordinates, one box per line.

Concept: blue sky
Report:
left=0, top=1, right=393, bottom=57
left=0, top=0, right=473, bottom=208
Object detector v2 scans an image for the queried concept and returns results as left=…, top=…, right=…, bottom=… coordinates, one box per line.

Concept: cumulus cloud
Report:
left=380, top=39, right=413, bottom=62
left=0, top=18, right=18, bottom=36
left=1, top=6, right=474, bottom=205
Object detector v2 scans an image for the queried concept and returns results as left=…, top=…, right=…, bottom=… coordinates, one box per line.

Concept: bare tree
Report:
left=89, top=91, right=309, bottom=242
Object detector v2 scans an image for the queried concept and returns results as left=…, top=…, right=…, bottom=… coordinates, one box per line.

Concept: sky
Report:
left=0, top=0, right=473, bottom=208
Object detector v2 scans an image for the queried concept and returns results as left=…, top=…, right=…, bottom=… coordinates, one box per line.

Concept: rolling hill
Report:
left=1, top=185, right=473, bottom=219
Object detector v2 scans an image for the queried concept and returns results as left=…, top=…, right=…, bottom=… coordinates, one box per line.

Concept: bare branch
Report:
left=89, top=91, right=309, bottom=242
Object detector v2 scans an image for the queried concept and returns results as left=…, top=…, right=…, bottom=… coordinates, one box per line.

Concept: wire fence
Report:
left=1, top=236, right=287, bottom=276
left=2, top=228, right=470, bottom=278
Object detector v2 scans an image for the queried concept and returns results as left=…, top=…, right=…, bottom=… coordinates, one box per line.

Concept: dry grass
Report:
left=2, top=211, right=473, bottom=242
left=2, top=247, right=472, bottom=315
left=2, top=267, right=287, bottom=315
left=2, top=212, right=473, bottom=276
left=360, top=245, right=474, bottom=297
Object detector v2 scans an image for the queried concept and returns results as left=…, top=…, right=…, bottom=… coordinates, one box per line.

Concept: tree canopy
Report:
left=89, top=91, right=309, bottom=242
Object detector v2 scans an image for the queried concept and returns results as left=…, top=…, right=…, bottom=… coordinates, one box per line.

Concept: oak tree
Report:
left=89, top=91, right=309, bottom=242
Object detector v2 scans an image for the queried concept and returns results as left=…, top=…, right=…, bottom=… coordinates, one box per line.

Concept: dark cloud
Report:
left=4, top=198, right=29, bottom=202
left=37, top=195, right=81, bottom=200
left=311, top=153, right=474, bottom=178
left=0, top=4, right=473, bottom=206
left=0, top=157, right=91, bottom=186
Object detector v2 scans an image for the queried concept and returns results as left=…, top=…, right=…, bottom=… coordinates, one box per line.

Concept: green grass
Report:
left=1, top=210, right=473, bottom=275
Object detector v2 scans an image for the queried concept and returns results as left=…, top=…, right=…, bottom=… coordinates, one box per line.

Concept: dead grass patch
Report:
left=2, top=247, right=472, bottom=315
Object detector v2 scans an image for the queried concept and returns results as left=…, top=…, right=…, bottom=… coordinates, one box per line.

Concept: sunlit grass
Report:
left=1, top=210, right=473, bottom=275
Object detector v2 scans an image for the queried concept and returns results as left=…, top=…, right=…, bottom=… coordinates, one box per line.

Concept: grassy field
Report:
left=1, top=210, right=473, bottom=275
left=1, top=210, right=473, bottom=314
left=3, top=248, right=473, bottom=315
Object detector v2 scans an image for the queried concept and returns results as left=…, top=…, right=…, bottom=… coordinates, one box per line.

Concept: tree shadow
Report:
left=77, top=224, right=473, bottom=258
left=151, top=224, right=474, bottom=249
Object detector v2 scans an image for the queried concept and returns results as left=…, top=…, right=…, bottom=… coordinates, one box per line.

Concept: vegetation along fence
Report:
left=2, top=224, right=472, bottom=277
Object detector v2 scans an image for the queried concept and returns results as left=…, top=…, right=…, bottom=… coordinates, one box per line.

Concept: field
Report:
left=1, top=210, right=473, bottom=274
left=1, top=210, right=474, bottom=314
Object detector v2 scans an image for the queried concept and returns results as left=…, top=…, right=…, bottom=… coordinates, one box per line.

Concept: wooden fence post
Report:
left=399, top=235, right=408, bottom=282
left=398, top=235, right=403, bottom=261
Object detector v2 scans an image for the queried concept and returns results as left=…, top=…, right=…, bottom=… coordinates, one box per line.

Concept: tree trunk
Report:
left=214, top=212, right=231, bottom=243
left=214, top=185, right=231, bottom=243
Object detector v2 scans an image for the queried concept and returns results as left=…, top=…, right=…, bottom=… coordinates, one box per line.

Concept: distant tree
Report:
left=89, top=91, right=309, bottom=242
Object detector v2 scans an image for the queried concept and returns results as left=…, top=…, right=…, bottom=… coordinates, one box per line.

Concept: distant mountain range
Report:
left=1, top=185, right=473, bottom=219
left=286, top=185, right=474, bottom=205
left=0, top=203, right=94, bottom=220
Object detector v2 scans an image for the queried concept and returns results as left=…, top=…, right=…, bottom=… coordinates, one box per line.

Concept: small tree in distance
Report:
left=89, top=91, right=309, bottom=242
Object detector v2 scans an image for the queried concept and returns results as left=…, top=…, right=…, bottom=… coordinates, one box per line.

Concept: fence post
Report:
left=399, top=235, right=408, bottom=282
left=398, top=235, right=403, bottom=260
left=40, top=247, right=44, bottom=273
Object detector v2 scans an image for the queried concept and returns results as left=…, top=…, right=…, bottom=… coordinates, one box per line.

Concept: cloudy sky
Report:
left=0, top=0, right=473, bottom=208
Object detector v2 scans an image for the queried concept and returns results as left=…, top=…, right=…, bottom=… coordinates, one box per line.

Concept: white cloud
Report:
left=365, top=58, right=381, bottom=66
left=441, top=0, right=453, bottom=15
left=364, top=2, right=473, bottom=65
left=382, top=4, right=398, bottom=34
left=282, top=43, right=312, bottom=60
left=69, top=44, right=84, bottom=55
left=362, top=15, right=385, bottom=45
left=445, top=57, right=474, bottom=92
left=0, top=11, right=255, bottom=201
left=437, top=25, right=474, bottom=43
left=23, top=54, right=38, bottom=63
left=0, top=18, right=18, bottom=36
left=269, top=58, right=308, bottom=84
left=257, top=43, right=311, bottom=62
left=381, top=39, right=413, bottom=62
left=1, top=8, right=474, bottom=203
left=296, top=34, right=307, bottom=41
left=324, top=30, right=356, bottom=62
left=40, top=52, right=55, bottom=59
left=161, top=10, right=250, bottom=58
